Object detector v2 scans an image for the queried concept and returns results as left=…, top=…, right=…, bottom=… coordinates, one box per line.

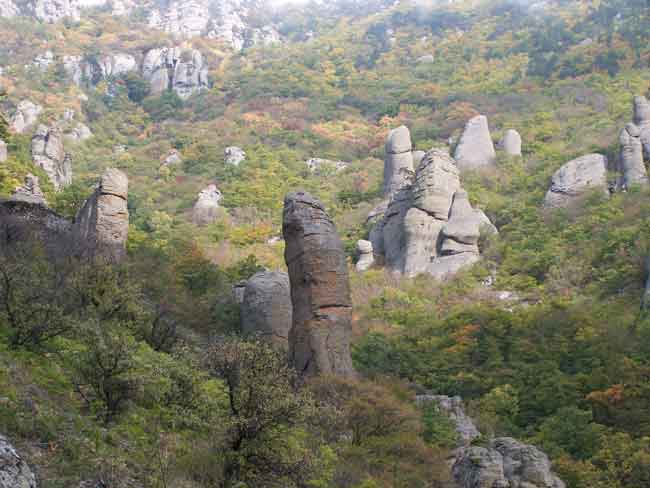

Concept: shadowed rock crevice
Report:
left=282, top=191, right=354, bottom=378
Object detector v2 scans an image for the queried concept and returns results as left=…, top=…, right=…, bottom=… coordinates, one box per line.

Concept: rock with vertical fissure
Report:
left=282, top=191, right=354, bottom=378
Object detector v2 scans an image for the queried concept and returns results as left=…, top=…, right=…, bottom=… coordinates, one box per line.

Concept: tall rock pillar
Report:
left=282, top=191, right=355, bottom=377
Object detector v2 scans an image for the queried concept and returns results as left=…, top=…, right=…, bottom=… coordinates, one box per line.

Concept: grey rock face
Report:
left=142, top=47, right=209, bottom=99
left=427, top=253, right=481, bottom=281
left=11, top=174, right=47, bottom=206
left=163, top=149, right=182, bottom=166
left=11, top=101, right=43, bottom=134
left=355, top=239, right=374, bottom=272
left=0, top=434, right=37, bottom=488
left=454, top=115, right=497, bottom=170
left=384, top=125, right=414, bottom=197
left=544, top=154, right=609, bottom=207
left=305, top=158, right=349, bottom=173
left=31, top=50, right=55, bottom=71
left=31, top=125, right=72, bottom=190
left=411, top=149, right=460, bottom=220
left=498, top=129, right=522, bottom=157
left=412, top=150, right=426, bottom=167
left=453, top=446, right=508, bottom=488
left=0, top=140, right=6, bottom=162
left=241, top=271, right=292, bottom=347
left=416, top=395, right=480, bottom=446
left=282, top=191, right=355, bottom=378
left=73, top=168, right=129, bottom=262
left=224, top=146, right=246, bottom=166
left=64, top=123, right=93, bottom=143
left=440, top=190, right=480, bottom=255
left=192, top=184, right=222, bottom=226
left=30, top=0, right=80, bottom=23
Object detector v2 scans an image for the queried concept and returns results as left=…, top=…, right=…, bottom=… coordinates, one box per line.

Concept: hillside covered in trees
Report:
left=1, top=0, right=650, bottom=487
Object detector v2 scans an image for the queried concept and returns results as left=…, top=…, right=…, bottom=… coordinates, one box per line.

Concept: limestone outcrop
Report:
left=453, top=438, right=565, bottom=488
left=241, top=271, right=292, bottom=347
left=544, top=154, right=609, bottom=207
left=454, top=115, right=497, bottom=170
left=355, top=239, right=374, bottom=272
left=0, top=0, right=19, bottom=18
left=31, top=124, right=72, bottom=190
left=142, top=47, right=209, bottom=99
left=11, top=101, right=43, bottom=134
left=11, top=174, right=46, bottom=206
left=383, top=125, right=414, bottom=198
left=224, top=146, right=246, bottom=166
left=192, top=184, right=222, bottom=225
left=72, top=168, right=129, bottom=262
left=370, top=137, right=494, bottom=280
left=0, top=140, right=6, bottom=162
left=498, top=129, right=522, bottom=157
left=633, top=95, right=650, bottom=160
left=0, top=434, right=37, bottom=488
left=282, top=191, right=355, bottom=377
left=620, top=123, right=648, bottom=188
left=417, top=395, right=565, bottom=488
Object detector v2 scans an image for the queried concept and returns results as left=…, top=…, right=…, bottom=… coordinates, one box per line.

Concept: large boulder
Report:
left=31, top=124, right=72, bottom=190
left=142, top=47, right=208, bottom=99
left=411, top=149, right=460, bottom=220
left=453, top=446, right=508, bottom=488
left=241, top=271, right=292, bottom=347
left=11, top=101, right=43, bottom=134
left=498, top=129, right=522, bottom=157
left=73, top=168, right=129, bottom=263
left=454, top=115, right=497, bottom=170
left=544, top=154, right=609, bottom=207
left=192, top=184, right=222, bottom=225
left=282, top=191, right=355, bottom=377
left=0, top=434, right=37, bottom=488
left=384, top=125, right=414, bottom=197
left=440, top=190, right=480, bottom=255
left=11, top=174, right=46, bottom=206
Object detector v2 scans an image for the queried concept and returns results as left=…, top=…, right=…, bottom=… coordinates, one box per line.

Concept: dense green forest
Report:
left=1, top=0, right=650, bottom=486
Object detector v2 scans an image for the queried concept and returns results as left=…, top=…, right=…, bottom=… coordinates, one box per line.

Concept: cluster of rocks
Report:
left=418, top=395, right=565, bottom=488
left=544, top=95, right=650, bottom=208
left=1, top=168, right=129, bottom=263
left=142, top=47, right=209, bottom=99
left=63, top=53, right=137, bottom=87
left=10, top=101, right=43, bottom=134
left=0, top=434, right=37, bottom=488
left=224, top=146, right=246, bottom=166
left=366, top=125, right=497, bottom=280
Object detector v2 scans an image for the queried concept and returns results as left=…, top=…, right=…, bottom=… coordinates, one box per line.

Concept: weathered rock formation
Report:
left=418, top=395, right=565, bottom=488
left=544, top=154, right=609, bottom=207
left=282, top=191, right=355, bottom=377
left=241, top=271, right=292, bottom=347
left=0, top=434, right=37, bottom=488
left=454, top=115, right=497, bottom=170
left=371, top=136, right=495, bottom=280
left=355, top=239, right=374, bottom=272
left=192, top=184, right=222, bottom=225
left=453, top=438, right=565, bottom=488
left=0, top=140, right=6, bottom=162
left=11, top=101, right=43, bottom=134
left=498, top=129, right=522, bottom=157
left=383, top=125, right=414, bottom=198
left=619, top=123, right=648, bottom=188
left=63, top=53, right=137, bottom=87
left=0, top=0, right=19, bottom=18
left=31, top=124, right=72, bottom=190
left=73, top=168, right=129, bottom=262
left=142, top=47, right=209, bottom=99
left=224, top=146, right=246, bottom=166
left=305, top=158, right=349, bottom=173
left=163, top=149, right=182, bottom=166
left=11, top=174, right=46, bottom=205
